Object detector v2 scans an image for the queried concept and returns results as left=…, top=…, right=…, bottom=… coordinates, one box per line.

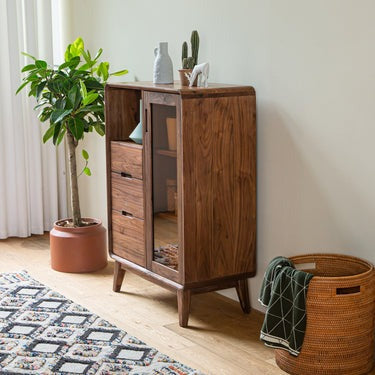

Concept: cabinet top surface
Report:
left=106, top=81, right=255, bottom=97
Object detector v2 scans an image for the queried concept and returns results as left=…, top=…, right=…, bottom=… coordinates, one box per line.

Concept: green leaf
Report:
left=80, top=80, right=87, bottom=98
left=46, top=80, right=58, bottom=94
left=66, top=37, right=84, bottom=59
left=78, top=61, right=96, bottom=71
left=94, top=48, right=103, bottom=61
left=84, top=78, right=104, bottom=90
left=43, top=125, right=55, bottom=143
left=68, top=56, right=81, bottom=70
left=62, top=79, right=72, bottom=94
left=15, top=81, right=29, bottom=95
left=56, top=127, right=66, bottom=145
left=97, top=62, right=109, bottom=81
left=81, top=49, right=91, bottom=63
left=56, top=71, right=68, bottom=79
left=94, top=124, right=105, bottom=136
left=52, top=122, right=62, bottom=145
left=38, top=107, right=52, bottom=122
left=55, top=98, right=67, bottom=110
left=71, top=70, right=90, bottom=80
left=58, top=58, right=79, bottom=70
left=35, top=60, right=47, bottom=69
left=25, top=72, right=39, bottom=82
left=82, top=93, right=98, bottom=106
left=73, top=37, right=84, bottom=53
left=58, top=61, right=71, bottom=70
left=33, top=101, right=48, bottom=110
left=21, top=52, right=36, bottom=61
left=36, top=81, right=46, bottom=99
left=64, top=46, right=73, bottom=62
left=77, top=104, right=103, bottom=113
left=110, top=69, right=128, bottom=76
left=67, top=85, right=81, bottom=110
left=82, top=149, right=89, bottom=160
left=21, top=64, right=36, bottom=72
left=50, top=108, right=72, bottom=124
left=68, top=117, right=84, bottom=140
left=83, top=167, right=91, bottom=176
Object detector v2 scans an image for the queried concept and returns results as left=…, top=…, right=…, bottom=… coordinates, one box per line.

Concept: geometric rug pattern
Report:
left=0, top=271, right=202, bottom=374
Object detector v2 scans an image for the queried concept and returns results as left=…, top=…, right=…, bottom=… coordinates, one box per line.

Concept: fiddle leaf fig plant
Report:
left=17, top=37, right=128, bottom=227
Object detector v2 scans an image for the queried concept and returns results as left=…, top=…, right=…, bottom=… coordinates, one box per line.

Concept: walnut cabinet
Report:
left=105, top=82, right=256, bottom=327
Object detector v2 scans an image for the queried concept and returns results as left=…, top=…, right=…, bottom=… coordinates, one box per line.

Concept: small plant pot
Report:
left=50, top=218, right=107, bottom=273
left=178, top=69, right=197, bottom=87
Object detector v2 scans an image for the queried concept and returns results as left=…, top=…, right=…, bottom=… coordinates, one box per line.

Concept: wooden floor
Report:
left=0, top=234, right=286, bottom=374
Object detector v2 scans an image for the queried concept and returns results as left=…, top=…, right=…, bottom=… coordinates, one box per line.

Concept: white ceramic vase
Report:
left=153, top=42, right=173, bottom=84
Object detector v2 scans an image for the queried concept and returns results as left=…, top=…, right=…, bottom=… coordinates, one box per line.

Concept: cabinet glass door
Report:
left=151, top=103, right=179, bottom=271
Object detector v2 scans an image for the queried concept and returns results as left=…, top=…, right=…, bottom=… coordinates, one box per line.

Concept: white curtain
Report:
left=0, top=0, right=67, bottom=238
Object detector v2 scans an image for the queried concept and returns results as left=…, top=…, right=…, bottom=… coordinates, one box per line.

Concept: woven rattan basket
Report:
left=275, top=254, right=375, bottom=375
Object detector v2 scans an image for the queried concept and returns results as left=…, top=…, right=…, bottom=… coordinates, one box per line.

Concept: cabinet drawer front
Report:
left=111, top=141, right=143, bottom=179
left=112, top=211, right=145, bottom=267
left=111, top=172, right=144, bottom=219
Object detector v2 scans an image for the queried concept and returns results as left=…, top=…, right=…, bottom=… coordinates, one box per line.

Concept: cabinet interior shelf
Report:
left=156, top=149, right=177, bottom=158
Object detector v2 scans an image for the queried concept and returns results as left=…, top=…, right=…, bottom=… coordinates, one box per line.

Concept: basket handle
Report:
left=336, top=286, right=361, bottom=295
left=295, top=262, right=316, bottom=271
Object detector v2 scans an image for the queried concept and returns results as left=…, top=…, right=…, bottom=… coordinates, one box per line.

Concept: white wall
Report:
left=68, top=0, right=375, bottom=308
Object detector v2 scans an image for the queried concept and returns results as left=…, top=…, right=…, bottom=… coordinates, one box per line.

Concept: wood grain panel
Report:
left=232, top=95, right=256, bottom=275
left=111, top=172, right=144, bottom=219
left=181, top=98, right=213, bottom=283
left=112, top=210, right=145, bottom=267
left=181, top=94, right=256, bottom=283
left=211, top=95, right=256, bottom=277
left=111, top=141, right=143, bottom=179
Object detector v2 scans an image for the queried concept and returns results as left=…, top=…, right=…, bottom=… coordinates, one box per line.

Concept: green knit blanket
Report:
left=259, top=256, right=313, bottom=356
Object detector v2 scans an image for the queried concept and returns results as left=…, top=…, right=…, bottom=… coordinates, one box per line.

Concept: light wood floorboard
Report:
left=0, top=234, right=286, bottom=374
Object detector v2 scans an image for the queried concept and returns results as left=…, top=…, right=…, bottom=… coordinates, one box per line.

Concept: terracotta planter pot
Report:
left=178, top=69, right=198, bottom=87
left=50, top=218, right=107, bottom=273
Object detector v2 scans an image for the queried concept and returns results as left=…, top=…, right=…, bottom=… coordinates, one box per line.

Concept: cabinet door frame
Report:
left=142, top=91, right=183, bottom=283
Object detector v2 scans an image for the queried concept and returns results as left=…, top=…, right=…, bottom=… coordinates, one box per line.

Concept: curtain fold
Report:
left=0, top=0, right=67, bottom=238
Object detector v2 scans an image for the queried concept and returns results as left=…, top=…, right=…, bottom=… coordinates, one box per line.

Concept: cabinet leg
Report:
left=177, top=289, right=191, bottom=327
left=236, top=279, right=251, bottom=314
left=113, top=261, right=126, bottom=292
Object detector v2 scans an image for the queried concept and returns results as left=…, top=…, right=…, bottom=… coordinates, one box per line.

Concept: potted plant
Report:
left=178, top=30, right=199, bottom=86
left=16, top=37, right=128, bottom=272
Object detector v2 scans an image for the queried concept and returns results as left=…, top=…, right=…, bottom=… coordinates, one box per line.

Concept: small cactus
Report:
left=191, top=30, right=199, bottom=66
left=182, top=41, right=188, bottom=64
left=180, top=30, right=200, bottom=69
left=183, top=57, right=195, bottom=70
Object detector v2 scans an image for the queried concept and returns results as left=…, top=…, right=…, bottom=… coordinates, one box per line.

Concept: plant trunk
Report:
left=66, top=130, right=82, bottom=227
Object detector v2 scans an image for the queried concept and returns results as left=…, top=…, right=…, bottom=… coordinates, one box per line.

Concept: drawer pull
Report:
left=121, top=210, right=133, bottom=218
left=121, top=172, right=133, bottom=178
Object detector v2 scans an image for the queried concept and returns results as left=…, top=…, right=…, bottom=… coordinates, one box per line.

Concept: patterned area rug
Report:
left=0, top=271, right=202, bottom=374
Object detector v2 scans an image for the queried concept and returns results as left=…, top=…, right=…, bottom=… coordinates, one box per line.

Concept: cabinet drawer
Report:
left=112, top=172, right=144, bottom=219
left=112, top=210, right=145, bottom=267
left=111, top=141, right=143, bottom=179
